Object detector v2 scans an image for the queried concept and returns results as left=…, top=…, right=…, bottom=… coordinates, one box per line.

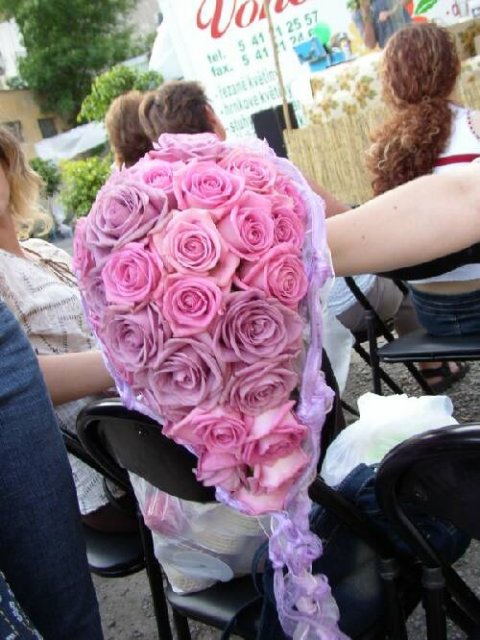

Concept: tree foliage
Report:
left=78, top=65, right=163, bottom=123
left=30, top=157, right=62, bottom=197
left=60, top=155, right=112, bottom=219
left=0, top=0, right=141, bottom=122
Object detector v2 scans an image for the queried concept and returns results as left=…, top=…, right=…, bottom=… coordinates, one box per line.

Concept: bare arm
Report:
left=38, top=350, right=113, bottom=406
left=359, top=0, right=377, bottom=48
left=327, top=166, right=480, bottom=276
left=305, top=177, right=351, bottom=217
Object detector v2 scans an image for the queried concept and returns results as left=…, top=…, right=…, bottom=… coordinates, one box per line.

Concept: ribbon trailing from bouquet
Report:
left=74, top=132, right=347, bottom=639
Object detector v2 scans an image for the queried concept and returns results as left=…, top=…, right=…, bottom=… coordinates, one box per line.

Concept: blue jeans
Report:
left=257, top=464, right=470, bottom=639
left=410, top=286, right=480, bottom=336
left=0, top=302, right=103, bottom=640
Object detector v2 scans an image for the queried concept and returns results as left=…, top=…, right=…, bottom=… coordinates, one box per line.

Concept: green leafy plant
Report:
left=59, top=155, right=112, bottom=220
left=78, top=65, right=163, bottom=123
left=29, top=157, right=61, bottom=197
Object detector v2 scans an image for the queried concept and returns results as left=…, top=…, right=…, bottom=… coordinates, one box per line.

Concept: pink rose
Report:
left=86, top=176, right=168, bottom=261
left=73, top=216, right=95, bottom=283
left=220, top=149, right=277, bottom=193
left=153, top=209, right=239, bottom=288
left=272, top=198, right=305, bottom=249
left=152, top=132, right=226, bottom=162
left=101, top=303, right=170, bottom=374
left=164, top=406, right=249, bottom=457
left=173, top=160, right=245, bottom=218
left=102, top=242, right=165, bottom=305
left=162, top=274, right=222, bottom=337
left=237, top=244, right=308, bottom=309
left=222, top=357, right=298, bottom=415
left=132, top=157, right=182, bottom=208
left=214, top=290, right=303, bottom=364
left=81, top=267, right=107, bottom=332
left=143, top=334, right=225, bottom=419
left=242, top=401, right=307, bottom=466
left=196, top=450, right=247, bottom=492
left=235, top=448, right=309, bottom=515
left=216, top=191, right=275, bottom=261
left=274, top=175, right=307, bottom=222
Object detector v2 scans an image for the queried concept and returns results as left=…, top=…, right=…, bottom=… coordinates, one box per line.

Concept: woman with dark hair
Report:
left=139, top=80, right=227, bottom=141
left=367, top=22, right=480, bottom=338
left=105, top=90, right=152, bottom=168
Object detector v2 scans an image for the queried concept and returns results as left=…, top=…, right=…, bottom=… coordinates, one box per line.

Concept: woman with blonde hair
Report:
left=0, top=126, right=135, bottom=532
left=367, top=22, right=480, bottom=340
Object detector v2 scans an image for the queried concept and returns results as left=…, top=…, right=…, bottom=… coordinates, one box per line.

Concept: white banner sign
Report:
left=157, top=0, right=351, bottom=138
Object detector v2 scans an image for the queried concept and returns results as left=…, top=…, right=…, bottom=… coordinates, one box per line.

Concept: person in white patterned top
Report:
left=0, top=126, right=136, bottom=533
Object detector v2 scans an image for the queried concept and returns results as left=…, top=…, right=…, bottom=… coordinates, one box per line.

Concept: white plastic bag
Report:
left=321, top=392, right=458, bottom=487
left=129, top=472, right=270, bottom=594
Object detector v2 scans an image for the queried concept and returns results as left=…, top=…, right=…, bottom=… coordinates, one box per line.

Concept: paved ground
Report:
left=90, top=350, right=480, bottom=639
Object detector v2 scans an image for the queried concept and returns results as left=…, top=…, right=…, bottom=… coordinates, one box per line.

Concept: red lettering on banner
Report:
left=197, top=0, right=307, bottom=39
left=236, top=1, right=259, bottom=28
left=197, top=0, right=236, bottom=38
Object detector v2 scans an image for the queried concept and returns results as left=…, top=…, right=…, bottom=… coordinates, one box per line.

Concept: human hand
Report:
left=378, top=10, right=391, bottom=21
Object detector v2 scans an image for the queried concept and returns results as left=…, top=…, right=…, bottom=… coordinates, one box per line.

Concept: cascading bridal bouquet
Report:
left=74, top=132, right=346, bottom=639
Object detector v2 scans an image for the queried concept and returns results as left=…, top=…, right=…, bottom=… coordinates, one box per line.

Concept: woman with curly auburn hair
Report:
left=367, top=22, right=462, bottom=195
left=367, top=22, right=480, bottom=342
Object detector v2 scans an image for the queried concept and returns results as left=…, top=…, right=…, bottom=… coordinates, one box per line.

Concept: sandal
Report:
left=421, top=361, right=469, bottom=394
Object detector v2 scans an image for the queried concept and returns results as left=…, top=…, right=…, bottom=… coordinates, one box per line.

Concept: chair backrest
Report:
left=376, top=422, right=480, bottom=540
left=77, top=397, right=216, bottom=503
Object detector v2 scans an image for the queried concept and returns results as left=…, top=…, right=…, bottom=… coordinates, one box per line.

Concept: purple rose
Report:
left=222, top=356, right=298, bottom=416
left=142, top=334, right=226, bottom=420
left=213, top=290, right=303, bottom=364
left=86, top=176, right=168, bottom=260
left=81, top=267, right=107, bottom=332
left=73, top=216, right=95, bottom=283
left=102, top=242, right=165, bottom=305
left=100, top=303, right=170, bottom=375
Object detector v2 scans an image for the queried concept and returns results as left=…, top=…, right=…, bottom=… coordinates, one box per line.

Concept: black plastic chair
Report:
left=344, top=276, right=436, bottom=396
left=374, top=329, right=480, bottom=394
left=376, top=423, right=480, bottom=639
left=61, top=429, right=145, bottom=578
left=63, top=426, right=175, bottom=639
left=76, top=397, right=428, bottom=640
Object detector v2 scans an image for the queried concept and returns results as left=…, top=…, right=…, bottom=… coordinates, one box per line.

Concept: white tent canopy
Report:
left=35, top=121, right=107, bottom=162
